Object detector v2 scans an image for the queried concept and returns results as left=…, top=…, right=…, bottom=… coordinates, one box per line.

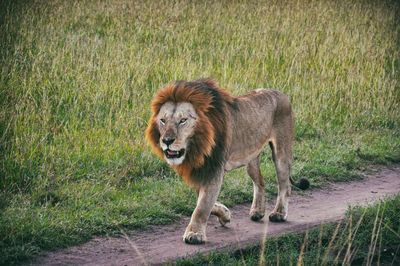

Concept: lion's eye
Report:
left=179, top=118, right=187, bottom=125
left=160, top=119, right=166, bottom=125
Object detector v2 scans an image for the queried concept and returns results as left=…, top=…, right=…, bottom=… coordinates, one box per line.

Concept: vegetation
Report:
left=0, top=0, right=399, bottom=264
left=176, top=195, right=400, bottom=265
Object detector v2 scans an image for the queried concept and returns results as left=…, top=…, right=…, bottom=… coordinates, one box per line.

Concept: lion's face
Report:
left=156, top=101, right=198, bottom=165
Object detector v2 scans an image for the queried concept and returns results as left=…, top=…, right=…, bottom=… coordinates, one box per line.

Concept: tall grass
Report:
left=0, top=0, right=399, bottom=264
left=1, top=0, right=399, bottom=190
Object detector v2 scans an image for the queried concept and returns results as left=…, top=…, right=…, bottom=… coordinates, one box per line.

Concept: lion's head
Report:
left=153, top=101, right=199, bottom=166
left=145, top=79, right=234, bottom=186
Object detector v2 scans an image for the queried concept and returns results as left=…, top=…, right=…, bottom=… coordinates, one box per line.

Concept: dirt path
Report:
left=27, top=165, right=400, bottom=266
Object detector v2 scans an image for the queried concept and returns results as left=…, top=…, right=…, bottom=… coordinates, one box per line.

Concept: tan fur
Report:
left=146, top=79, right=297, bottom=244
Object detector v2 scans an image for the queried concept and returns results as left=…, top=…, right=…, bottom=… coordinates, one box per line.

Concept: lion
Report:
left=145, top=79, right=309, bottom=244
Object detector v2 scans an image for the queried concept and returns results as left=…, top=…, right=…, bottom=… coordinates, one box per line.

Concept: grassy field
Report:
left=0, top=0, right=399, bottom=264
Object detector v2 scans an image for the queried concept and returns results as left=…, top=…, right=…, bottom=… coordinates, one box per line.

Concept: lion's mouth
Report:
left=164, top=148, right=185, bottom=159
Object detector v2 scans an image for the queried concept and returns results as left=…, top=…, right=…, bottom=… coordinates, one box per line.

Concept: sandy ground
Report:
left=26, top=165, right=400, bottom=266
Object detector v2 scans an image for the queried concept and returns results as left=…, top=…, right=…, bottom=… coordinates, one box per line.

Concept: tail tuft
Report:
left=297, top=178, right=310, bottom=190
left=290, top=177, right=310, bottom=190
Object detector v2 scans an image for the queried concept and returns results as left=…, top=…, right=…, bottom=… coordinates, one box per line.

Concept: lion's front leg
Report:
left=183, top=172, right=223, bottom=244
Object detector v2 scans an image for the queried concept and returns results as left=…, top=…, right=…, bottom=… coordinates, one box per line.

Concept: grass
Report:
left=175, top=195, right=400, bottom=265
left=0, top=0, right=399, bottom=264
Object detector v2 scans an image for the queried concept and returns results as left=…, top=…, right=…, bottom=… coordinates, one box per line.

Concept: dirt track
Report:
left=27, top=165, right=400, bottom=266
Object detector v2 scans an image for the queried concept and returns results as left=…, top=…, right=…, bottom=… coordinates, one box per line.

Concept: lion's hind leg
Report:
left=269, top=136, right=292, bottom=222
left=211, top=202, right=231, bottom=226
left=247, top=155, right=266, bottom=221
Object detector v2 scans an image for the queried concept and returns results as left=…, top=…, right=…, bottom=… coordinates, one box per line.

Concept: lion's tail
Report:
left=289, top=177, right=310, bottom=190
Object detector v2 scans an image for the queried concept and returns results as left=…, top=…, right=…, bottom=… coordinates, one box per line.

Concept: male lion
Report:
left=145, top=79, right=309, bottom=244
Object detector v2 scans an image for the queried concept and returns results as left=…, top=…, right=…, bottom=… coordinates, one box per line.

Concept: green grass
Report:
left=175, top=195, right=400, bottom=265
left=0, top=0, right=399, bottom=265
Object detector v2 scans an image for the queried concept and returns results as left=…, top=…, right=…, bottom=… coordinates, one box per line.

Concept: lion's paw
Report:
left=250, top=211, right=264, bottom=221
left=183, top=231, right=206, bottom=244
left=218, top=206, right=231, bottom=226
left=250, top=208, right=265, bottom=221
left=268, top=212, right=287, bottom=222
left=218, top=215, right=230, bottom=226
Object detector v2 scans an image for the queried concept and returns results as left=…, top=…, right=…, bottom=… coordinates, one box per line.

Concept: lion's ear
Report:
left=145, top=119, right=163, bottom=158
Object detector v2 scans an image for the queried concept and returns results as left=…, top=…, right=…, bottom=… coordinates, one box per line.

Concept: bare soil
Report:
left=27, top=165, right=400, bottom=266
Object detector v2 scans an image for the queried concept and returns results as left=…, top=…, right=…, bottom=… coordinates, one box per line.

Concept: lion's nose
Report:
left=162, top=137, right=175, bottom=146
